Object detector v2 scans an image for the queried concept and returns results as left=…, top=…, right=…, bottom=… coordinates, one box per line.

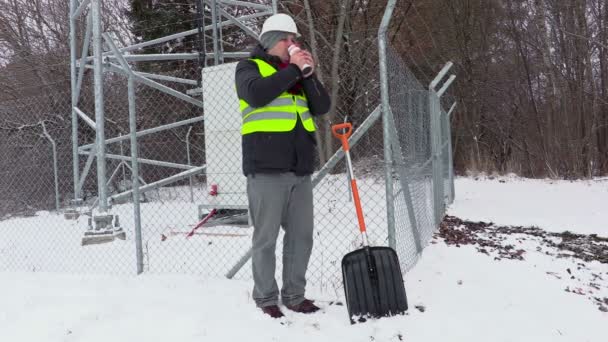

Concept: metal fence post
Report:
left=429, top=63, right=455, bottom=222
left=378, top=0, right=398, bottom=249
left=447, top=102, right=457, bottom=204
left=437, top=76, right=456, bottom=210
left=69, top=0, right=80, bottom=200
left=128, top=76, right=144, bottom=274
left=429, top=89, right=443, bottom=223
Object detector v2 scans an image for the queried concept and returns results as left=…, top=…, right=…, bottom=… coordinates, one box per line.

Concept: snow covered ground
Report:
left=450, top=175, right=607, bottom=235
left=1, top=176, right=607, bottom=341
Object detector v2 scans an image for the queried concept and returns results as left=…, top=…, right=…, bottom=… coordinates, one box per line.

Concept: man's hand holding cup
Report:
left=288, top=45, right=314, bottom=78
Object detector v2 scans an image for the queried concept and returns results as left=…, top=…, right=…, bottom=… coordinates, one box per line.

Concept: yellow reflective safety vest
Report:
left=239, top=58, right=316, bottom=135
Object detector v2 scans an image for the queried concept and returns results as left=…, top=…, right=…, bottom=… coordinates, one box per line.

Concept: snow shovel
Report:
left=332, top=123, right=408, bottom=323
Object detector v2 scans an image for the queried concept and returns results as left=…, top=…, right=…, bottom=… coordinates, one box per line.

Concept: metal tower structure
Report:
left=68, top=0, right=277, bottom=248
left=65, top=0, right=457, bottom=277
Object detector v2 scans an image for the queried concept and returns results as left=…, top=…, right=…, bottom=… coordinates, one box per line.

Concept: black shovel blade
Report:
left=342, top=246, right=408, bottom=323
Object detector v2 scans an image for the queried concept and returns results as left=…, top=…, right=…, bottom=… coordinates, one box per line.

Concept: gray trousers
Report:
left=247, top=173, right=314, bottom=308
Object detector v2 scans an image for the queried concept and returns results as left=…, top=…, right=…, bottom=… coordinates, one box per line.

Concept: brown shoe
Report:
left=286, top=299, right=320, bottom=314
left=261, top=305, right=285, bottom=318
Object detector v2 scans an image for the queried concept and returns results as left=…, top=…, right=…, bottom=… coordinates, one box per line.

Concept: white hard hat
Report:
left=259, top=13, right=301, bottom=38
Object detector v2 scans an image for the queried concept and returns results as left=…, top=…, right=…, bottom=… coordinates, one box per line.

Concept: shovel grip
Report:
left=332, top=123, right=352, bottom=151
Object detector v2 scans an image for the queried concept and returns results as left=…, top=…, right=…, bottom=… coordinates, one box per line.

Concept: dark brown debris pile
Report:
left=438, top=216, right=608, bottom=264
left=437, top=216, right=527, bottom=261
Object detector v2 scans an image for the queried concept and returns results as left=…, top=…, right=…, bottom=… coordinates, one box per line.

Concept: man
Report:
left=234, top=13, right=331, bottom=318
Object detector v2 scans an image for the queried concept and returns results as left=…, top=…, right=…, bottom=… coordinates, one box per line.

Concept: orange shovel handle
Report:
left=332, top=123, right=353, bottom=152
left=331, top=122, right=367, bottom=235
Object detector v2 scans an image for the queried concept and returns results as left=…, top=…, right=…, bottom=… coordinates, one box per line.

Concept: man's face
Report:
left=270, top=34, right=298, bottom=62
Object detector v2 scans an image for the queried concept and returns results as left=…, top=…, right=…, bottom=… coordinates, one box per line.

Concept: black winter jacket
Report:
left=235, top=44, right=331, bottom=176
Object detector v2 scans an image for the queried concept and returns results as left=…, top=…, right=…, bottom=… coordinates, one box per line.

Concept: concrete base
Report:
left=64, top=209, right=80, bottom=220
left=81, top=214, right=126, bottom=246
left=81, top=229, right=127, bottom=246
left=81, top=230, right=115, bottom=246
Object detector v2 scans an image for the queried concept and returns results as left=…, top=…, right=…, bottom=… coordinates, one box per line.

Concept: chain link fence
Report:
left=0, top=25, right=454, bottom=291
